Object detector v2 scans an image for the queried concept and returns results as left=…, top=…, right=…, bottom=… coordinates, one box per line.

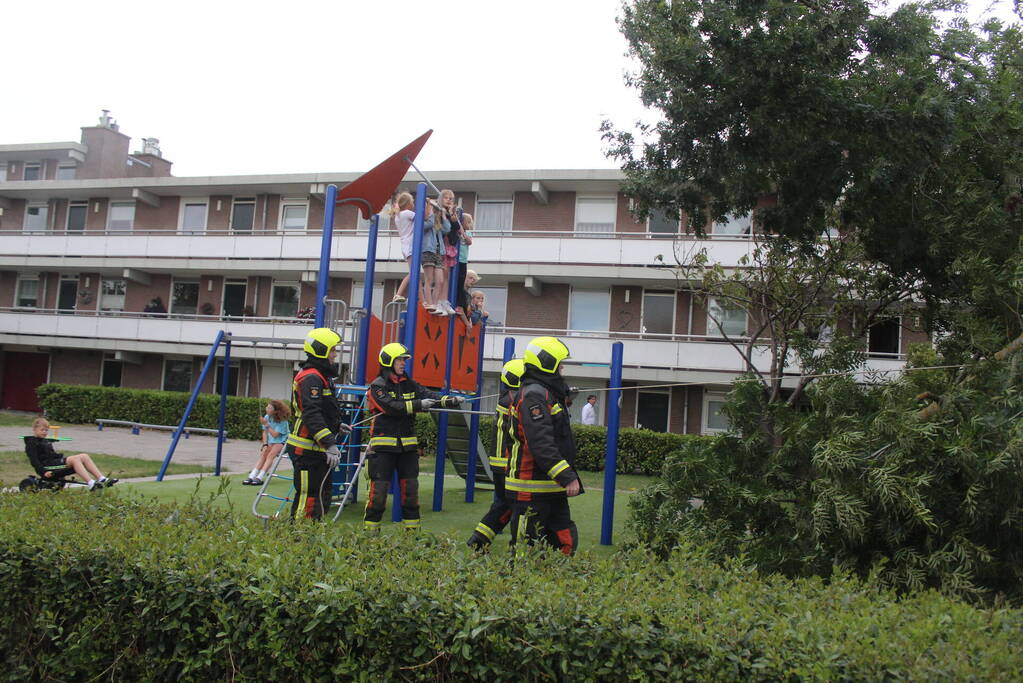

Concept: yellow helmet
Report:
left=523, top=337, right=570, bottom=374
left=379, top=342, right=411, bottom=368
left=500, top=358, right=526, bottom=388
left=304, top=327, right=341, bottom=358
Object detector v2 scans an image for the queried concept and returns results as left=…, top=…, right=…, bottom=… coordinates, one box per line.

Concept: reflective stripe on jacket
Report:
left=505, top=380, right=579, bottom=501
left=286, top=365, right=342, bottom=455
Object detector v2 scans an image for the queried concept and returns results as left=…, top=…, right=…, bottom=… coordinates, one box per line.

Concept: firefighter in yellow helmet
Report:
left=467, top=358, right=525, bottom=550
left=506, top=336, right=582, bottom=554
left=285, top=327, right=349, bottom=520
left=364, top=342, right=462, bottom=532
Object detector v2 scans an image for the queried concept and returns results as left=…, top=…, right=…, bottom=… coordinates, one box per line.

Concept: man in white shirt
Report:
left=581, top=394, right=598, bottom=425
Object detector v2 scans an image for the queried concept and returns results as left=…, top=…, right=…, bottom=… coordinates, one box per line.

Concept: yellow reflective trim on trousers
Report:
left=548, top=460, right=570, bottom=479
left=506, top=477, right=565, bottom=492
left=293, top=470, right=309, bottom=521
left=314, top=428, right=332, bottom=443
left=475, top=522, right=496, bottom=540
left=402, top=519, right=421, bottom=528
left=489, top=457, right=508, bottom=468
left=405, top=400, right=414, bottom=413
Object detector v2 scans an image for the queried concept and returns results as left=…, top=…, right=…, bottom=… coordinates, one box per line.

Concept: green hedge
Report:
left=36, top=383, right=268, bottom=441
left=1, top=492, right=1021, bottom=680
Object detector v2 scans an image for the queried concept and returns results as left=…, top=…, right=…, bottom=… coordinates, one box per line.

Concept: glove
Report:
left=339, top=423, right=352, bottom=434
left=325, top=445, right=341, bottom=468
left=420, top=398, right=437, bottom=410
left=441, top=395, right=464, bottom=407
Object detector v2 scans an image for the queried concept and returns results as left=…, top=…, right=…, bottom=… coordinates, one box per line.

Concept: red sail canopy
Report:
left=336, top=130, right=432, bottom=218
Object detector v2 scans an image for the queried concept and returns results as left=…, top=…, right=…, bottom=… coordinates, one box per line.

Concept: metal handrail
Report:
left=0, top=306, right=358, bottom=327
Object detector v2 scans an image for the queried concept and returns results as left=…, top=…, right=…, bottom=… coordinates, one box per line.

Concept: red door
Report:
left=1, top=352, right=50, bottom=412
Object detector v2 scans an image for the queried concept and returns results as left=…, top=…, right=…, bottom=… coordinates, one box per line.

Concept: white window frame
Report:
left=641, top=289, right=676, bottom=336
left=55, top=164, right=76, bottom=180
left=711, top=211, right=752, bottom=238
left=107, top=201, right=136, bottom=232
left=475, top=285, right=508, bottom=327
left=162, top=357, right=193, bottom=393
left=867, top=316, right=903, bottom=358
left=635, top=387, right=672, bottom=432
left=706, top=296, right=747, bottom=339
left=99, top=278, right=126, bottom=312
left=574, top=195, right=617, bottom=237
left=66, top=200, right=88, bottom=233
left=221, top=278, right=248, bottom=318
left=230, top=197, right=256, bottom=233
left=475, top=196, right=514, bottom=233
left=178, top=198, right=209, bottom=235
left=270, top=280, right=301, bottom=318
left=350, top=281, right=384, bottom=314
left=702, top=391, right=730, bottom=434
left=15, top=274, right=40, bottom=308
left=280, top=199, right=308, bottom=233
left=23, top=162, right=41, bottom=181
left=568, top=287, right=611, bottom=336
left=24, top=202, right=49, bottom=233
left=101, top=352, right=123, bottom=388
left=647, top=207, right=681, bottom=236
left=356, top=210, right=391, bottom=233
left=171, top=277, right=200, bottom=316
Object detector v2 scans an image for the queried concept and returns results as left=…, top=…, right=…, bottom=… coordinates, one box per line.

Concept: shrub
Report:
left=1, top=492, right=1021, bottom=679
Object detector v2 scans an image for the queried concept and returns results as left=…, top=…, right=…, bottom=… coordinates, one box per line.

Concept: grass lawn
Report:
left=0, top=411, right=39, bottom=428
left=120, top=461, right=653, bottom=555
left=0, top=450, right=211, bottom=486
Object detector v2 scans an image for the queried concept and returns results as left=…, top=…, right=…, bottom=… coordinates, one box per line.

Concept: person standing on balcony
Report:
left=506, top=336, right=582, bottom=555
left=285, top=328, right=349, bottom=520
left=363, top=342, right=463, bottom=532
left=581, top=394, right=598, bottom=425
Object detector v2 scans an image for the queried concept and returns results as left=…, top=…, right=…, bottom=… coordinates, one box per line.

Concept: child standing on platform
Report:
left=390, top=192, right=416, bottom=303
left=243, top=399, right=291, bottom=485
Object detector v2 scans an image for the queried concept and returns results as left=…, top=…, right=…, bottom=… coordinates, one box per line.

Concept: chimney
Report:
left=98, top=109, right=119, bottom=132
left=140, top=138, right=162, bottom=158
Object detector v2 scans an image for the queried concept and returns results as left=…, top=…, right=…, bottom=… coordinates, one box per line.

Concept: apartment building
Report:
left=0, top=114, right=924, bottom=433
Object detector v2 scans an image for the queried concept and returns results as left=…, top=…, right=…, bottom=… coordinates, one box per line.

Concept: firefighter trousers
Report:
left=471, top=469, right=512, bottom=545
left=364, top=450, right=420, bottom=529
left=509, top=496, right=578, bottom=555
left=290, top=451, right=332, bottom=521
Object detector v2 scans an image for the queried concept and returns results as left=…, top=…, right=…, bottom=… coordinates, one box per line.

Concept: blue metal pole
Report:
left=600, top=341, right=625, bottom=545
left=465, top=320, right=487, bottom=503
left=495, top=337, right=516, bottom=503
left=355, top=214, right=380, bottom=385
left=158, top=330, right=224, bottom=481
left=215, top=334, right=231, bottom=477
left=314, top=185, right=338, bottom=328
left=432, top=245, right=461, bottom=511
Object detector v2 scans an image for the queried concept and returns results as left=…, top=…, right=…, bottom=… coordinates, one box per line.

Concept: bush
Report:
left=1, top=492, right=1021, bottom=679
left=36, top=383, right=268, bottom=441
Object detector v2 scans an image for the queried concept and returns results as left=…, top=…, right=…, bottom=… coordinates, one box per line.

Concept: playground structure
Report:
left=154, top=133, right=628, bottom=544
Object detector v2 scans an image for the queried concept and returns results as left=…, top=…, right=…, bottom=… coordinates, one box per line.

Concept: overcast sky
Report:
left=4, top=0, right=1018, bottom=178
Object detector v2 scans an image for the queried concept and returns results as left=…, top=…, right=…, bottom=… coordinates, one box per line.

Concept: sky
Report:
left=4, top=0, right=1019, bottom=178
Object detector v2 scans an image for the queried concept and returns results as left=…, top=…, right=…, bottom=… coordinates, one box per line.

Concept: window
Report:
left=180, top=200, right=208, bottom=234
left=214, top=361, right=239, bottom=396
left=163, top=359, right=192, bottom=392
left=642, top=290, right=675, bottom=335
left=707, top=297, right=746, bottom=338
left=350, top=281, right=384, bottom=314
left=100, top=278, right=126, bottom=311
left=280, top=201, right=308, bottom=232
left=101, top=354, right=123, bottom=388
left=356, top=210, right=391, bottom=232
left=475, top=286, right=507, bottom=327
left=575, top=197, right=617, bottom=236
left=569, top=288, right=610, bottom=335
left=636, top=389, right=670, bottom=432
left=25, top=204, right=48, bottom=232
left=648, top=207, right=680, bottom=235
left=172, top=280, right=199, bottom=315
left=868, top=317, right=901, bottom=357
left=107, top=202, right=135, bottom=232
left=67, top=201, right=87, bottom=233
left=16, top=276, right=39, bottom=308
left=231, top=198, right=255, bottom=232
left=271, top=281, right=300, bottom=317
left=476, top=199, right=513, bottom=233
left=56, top=165, right=76, bottom=180
left=703, top=391, right=730, bottom=433
left=711, top=212, right=752, bottom=237
left=23, top=163, right=41, bottom=181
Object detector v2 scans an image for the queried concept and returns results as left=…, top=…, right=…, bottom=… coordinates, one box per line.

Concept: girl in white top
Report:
left=391, top=192, right=416, bottom=302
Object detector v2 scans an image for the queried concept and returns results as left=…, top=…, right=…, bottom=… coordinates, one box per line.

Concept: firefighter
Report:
left=466, top=358, right=525, bottom=550
left=285, top=327, right=349, bottom=521
left=506, top=336, right=582, bottom=555
left=364, top=342, right=462, bottom=532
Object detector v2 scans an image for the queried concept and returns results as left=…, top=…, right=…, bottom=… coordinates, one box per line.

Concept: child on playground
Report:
left=24, top=417, right=117, bottom=490
left=437, top=189, right=462, bottom=316
left=421, top=196, right=450, bottom=315
left=390, top=192, right=416, bottom=303
left=454, top=212, right=474, bottom=314
left=243, top=399, right=291, bottom=485
left=468, top=286, right=489, bottom=327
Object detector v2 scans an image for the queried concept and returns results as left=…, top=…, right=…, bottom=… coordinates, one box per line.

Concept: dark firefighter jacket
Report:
left=506, top=367, right=581, bottom=501
left=490, top=389, right=518, bottom=470
left=367, top=368, right=443, bottom=454
left=286, top=358, right=343, bottom=455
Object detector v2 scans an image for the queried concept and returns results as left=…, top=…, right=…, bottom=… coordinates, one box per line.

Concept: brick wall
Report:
left=616, top=194, right=646, bottom=233
left=506, top=282, right=568, bottom=329
left=78, top=126, right=131, bottom=180
left=50, top=349, right=101, bottom=385
left=0, top=271, right=16, bottom=307
left=124, top=274, right=172, bottom=313
left=619, top=381, right=638, bottom=428
left=669, top=386, right=686, bottom=433
left=41, top=273, right=59, bottom=309
left=122, top=354, right=163, bottom=390
left=901, top=314, right=930, bottom=354
left=675, top=291, right=693, bottom=336
left=512, top=191, right=575, bottom=232
left=76, top=273, right=100, bottom=312
left=610, top=285, right=642, bottom=334
left=690, top=296, right=709, bottom=336
left=685, top=386, right=703, bottom=434
left=207, top=195, right=232, bottom=231
left=198, top=275, right=222, bottom=316
left=85, top=199, right=108, bottom=232
left=135, top=195, right=179, bottom=232
left=264, top=196, right=281, bottom=231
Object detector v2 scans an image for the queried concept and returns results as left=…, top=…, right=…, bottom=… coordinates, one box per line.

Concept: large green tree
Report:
left=604, top=0, right=1023, bottom=354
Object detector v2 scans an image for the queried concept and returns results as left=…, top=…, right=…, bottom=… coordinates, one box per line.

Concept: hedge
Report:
left=1, top=492, right=1021, bottom=680
left=37, top=383, right=715, bottom=474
